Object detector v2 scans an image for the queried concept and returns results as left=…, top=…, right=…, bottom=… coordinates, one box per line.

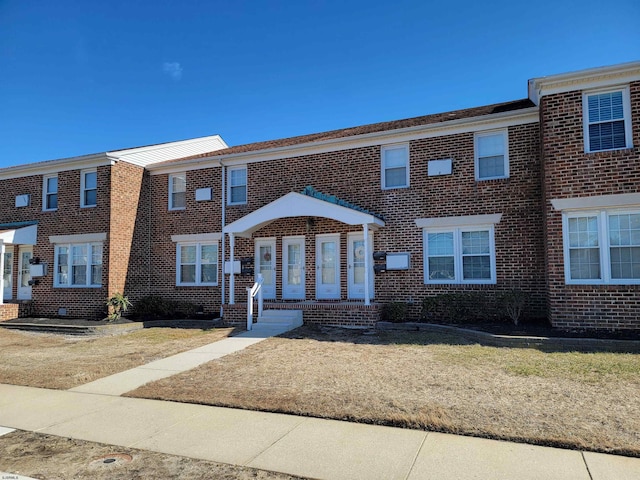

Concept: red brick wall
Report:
left=541, top=81, right=640, bottom=329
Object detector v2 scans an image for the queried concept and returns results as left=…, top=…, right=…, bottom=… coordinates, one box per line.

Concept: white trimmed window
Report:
left=176, top=242, right=219, bottom=286
left=81, top=169, right=97, bottom=207
left=228, top=166, right=247, bottom=205
left=169, top=173, right=186, bottom=210
left=475, top=130, right=508, bottom=180
left=423, top=227, right=496, bottom=284
left=54, top=243, right=102, bottom=287
left=381, top=144, right=409, bottom=189
left=43, top=174, right=58, bottom=211
left=583, top=88, right=632, bottom=153
left=563, top=209, right=640, bottom=284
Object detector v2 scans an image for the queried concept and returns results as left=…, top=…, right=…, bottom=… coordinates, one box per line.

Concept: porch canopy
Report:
left=223, top=191, right=385, bottom=305
left=0, top=221, right=37, bottom=306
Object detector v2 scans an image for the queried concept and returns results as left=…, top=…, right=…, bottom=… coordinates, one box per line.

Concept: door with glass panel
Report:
left=3, top=250, right=13, bottom=300
left=255, top=239, right=276, bottom=299
left=18, top=246, right=32, bottom=300
left=282, top=236, right=305, bottom=299
left=315, top=234, right=340, bottom=299
left=347, top=233, right=374, bottom=299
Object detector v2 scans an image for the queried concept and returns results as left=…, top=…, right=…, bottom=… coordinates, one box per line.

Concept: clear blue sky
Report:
left=0, top=0, right=638, bottom=167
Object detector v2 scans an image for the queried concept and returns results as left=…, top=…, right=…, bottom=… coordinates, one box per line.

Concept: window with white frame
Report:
left=228, top=166, right=247, bottom=205
left=563, top=209, right=640, bottom=284
left=475, top=130, right=508, bottom=180
left=583, top=88, right=632, bottom=153
left=176, top=242, right=218, bottom=286
left=381, top=144, right=409, bottom=189
left=169, top=173, right=186, bottom=210
left=81, top=169, right=97, bottom=207
left=423, top=227, right=496, bottom=284
left=43, top=174, right=58, bottom=211
left=54, top=243, right=102, bottom=287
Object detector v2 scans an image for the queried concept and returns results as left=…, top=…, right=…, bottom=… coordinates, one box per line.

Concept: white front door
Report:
left=255, top=238, right=276, bottom=299
left=316, top=234, right=340, bottom=300
left=18, top=246, right=32, bottom=300
left=3, top=249, right=13, bottom=300
left=283, top=236, right=305, bottom=300
left=347, top=232, right=374, bottom=300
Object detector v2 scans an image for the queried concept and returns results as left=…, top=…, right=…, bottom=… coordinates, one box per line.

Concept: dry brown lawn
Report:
left=128, top=325, right=640, bottom=457
left=0, top=326, right=237, bottom=389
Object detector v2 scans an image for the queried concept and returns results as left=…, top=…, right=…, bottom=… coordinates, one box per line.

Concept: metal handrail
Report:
left=246, top=273, right=264, bottom=331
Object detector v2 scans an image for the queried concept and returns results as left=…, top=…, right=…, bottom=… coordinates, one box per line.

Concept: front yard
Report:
left=127, top=326, right=640, bottom=457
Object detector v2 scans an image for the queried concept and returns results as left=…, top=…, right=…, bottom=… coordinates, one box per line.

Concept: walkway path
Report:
left=1, top=323, right=639, bottom=480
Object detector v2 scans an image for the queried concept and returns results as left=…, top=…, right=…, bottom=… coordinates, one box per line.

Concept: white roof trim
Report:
left=0, top=224, right=37, bottom=245
left=551, top=193, right=640, bottom=211
left=415, top=213, right=502, bottom=229
left=49, top=232, right=107, bottom=244
left=223, top=192, right=385, bottom=238
left=171, top=232, right=222, bottom=243
left=0, top=154, right=114, bottom=180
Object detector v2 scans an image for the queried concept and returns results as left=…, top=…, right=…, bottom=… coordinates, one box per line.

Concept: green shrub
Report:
left=131, top=295, right=203, bottom=320
left=381, top=302, right=408, bottom=323
left=498, top=289, right=529, bottom=326
left=106, top=292, right=132, bottom=321
left=420, top=292, right=499, bottom=324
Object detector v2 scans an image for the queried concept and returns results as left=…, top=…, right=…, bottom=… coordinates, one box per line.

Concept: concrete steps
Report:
left=257, top=309, right=303, bottom=328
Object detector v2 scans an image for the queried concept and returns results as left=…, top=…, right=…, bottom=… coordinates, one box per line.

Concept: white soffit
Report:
left=415, top=213, right=502, bottom=229
left=0, top=224, right=37, bottom=245
left=0, top=154, right=113, bottom=180
left=551, top=193, right=640, bottom=211
left=224, top=192, right=385, bottom=238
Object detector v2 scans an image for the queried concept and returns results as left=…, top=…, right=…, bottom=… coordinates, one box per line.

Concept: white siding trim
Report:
left=49, top=233, right=107, bottom=244
left=551, top=193, right=640, bottom=211
left=171, top=232, right=222, bottom=243
left=415, top=214, right=502, bottom=229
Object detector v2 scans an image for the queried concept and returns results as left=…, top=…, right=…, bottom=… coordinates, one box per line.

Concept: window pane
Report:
left=201, top=244, right=217, bottom=263
left=201, top=264, right=217, bottom=283
left=47, top=176, right=58, bottom=193
left=428, top=257, right=455, bottom=280
left=428, top=233, right=453, bottom=255
left=230, top=168, right=246, bottom=186
left=181, top=264, right=196, bottom=283
left=477, top=133, right=504, bottom=157
left=462, top=231, right=490, bottom=255
left=84, top=189, right=97, bottom=206
left=610, top=247, right=640, bottom=279
left=478, top=155, right=505, bottom=178
left=384, top=147, right=406, bottom=168
left=230, top=185, right=246, bottom=203
left=84, top=171, right=97, bottom=189
left=569, top=248, right=601, bottom=280
left=72, top=265, right=87, bottom=285
left=463, top=256, right=491, bottom=279
left=172, top=175, right=186, bottom=193
left=47, top=193, right=58, bottom=210
left=56, top=246, right=68, bottom=285
left=172, top=191, right=186, bottom=208
left=181, top=245, right=196, bottom=264
left=91, top=264, right=102, bottom=285
left=385, top=166, right=407, bottom=188
left=568, top=217, right=598, bottom=247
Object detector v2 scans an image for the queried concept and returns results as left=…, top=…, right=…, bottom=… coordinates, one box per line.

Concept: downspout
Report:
left=221, top=162, right=226, bottom=311
left=147, top=171, right=152, bottom=294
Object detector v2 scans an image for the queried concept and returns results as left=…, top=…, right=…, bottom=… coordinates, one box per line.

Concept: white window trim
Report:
left=474, top=129, right=509, bottom=181
left=423, top=225, right=497, bottom=285
left=168, top=173, right=186, bottom=211
left=53, top=242, right=103, bottom=288
left=42, top=174, right=58, bottom=211
left=582, top=86, right=633, bottom=154
left=176, top=241, right=219, bottom=286
left=381, top=143, right=410, bottom=190
left=227, top=166, right=247, bottom=205
left=562, top=208, right=640, bottom=285
left=80, top=168, right=97, bottom=208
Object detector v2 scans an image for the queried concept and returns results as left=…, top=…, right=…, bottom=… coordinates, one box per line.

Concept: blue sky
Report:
left=0, top=0, right=638, bottom=167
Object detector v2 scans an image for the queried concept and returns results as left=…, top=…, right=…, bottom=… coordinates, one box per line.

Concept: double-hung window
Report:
left=423, top=227, right=496, bottom=284
left=176, top=242, right=218, bottom=286
left=81, top=169, right=97, bottom=207
left=43, top=174, right=58, bottom=211
left=563, top=209, right=640, bottom=284
left=583, top=88, right=632, bottom=153
left=381, top=144, right=409, bottom=189
left=169, top=173, right=186, bottom=210
left=228, top=166, right=247, bottom=205
left=54, top=243, right=102, bottom=287
left=475, top=130, right=508, bottom=180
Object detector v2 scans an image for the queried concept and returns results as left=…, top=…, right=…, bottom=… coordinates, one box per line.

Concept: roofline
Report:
left=528, top=61, right=640, bottom=105
left=109, top=134, right=228, bottom=157
left=148, top=106, right=539, bottom=175
left=0, top=153, right=115, bottom=180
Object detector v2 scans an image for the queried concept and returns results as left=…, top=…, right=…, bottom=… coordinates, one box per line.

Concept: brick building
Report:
left=1, top=61, right=638, bottom=330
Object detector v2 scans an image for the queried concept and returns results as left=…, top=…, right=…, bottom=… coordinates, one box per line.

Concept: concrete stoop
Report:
left=257, top=309, right=303, bottom=328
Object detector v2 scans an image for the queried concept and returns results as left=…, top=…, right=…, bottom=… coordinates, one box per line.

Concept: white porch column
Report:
left=229, top=233, right=235, bottom=305
left=0, top=241, right=5, bottom=305
left=363, top=223, right=370, bottom=306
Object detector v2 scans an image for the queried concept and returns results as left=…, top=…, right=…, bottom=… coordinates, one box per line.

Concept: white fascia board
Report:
left=171, top=232, right=222, bottom=243
left=149, top=108, right=539, bottom=173
left=0, top=154, right=114, bottom=180
left=415, top=213, right=502, bottom=229
left=529, top=61, right=640, bottom=104
left=551, top=193, right=640, bottom=211
left=49, top=232, right=107, bottom=244
left=0, top=224, right=37, bottom=245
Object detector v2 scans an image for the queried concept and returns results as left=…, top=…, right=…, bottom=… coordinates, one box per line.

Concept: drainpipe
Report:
left=221, top=163, right=226, bottom=308
left=363, top=224, right=370, bottom=306
left=0, top=241, right=4, bottom=305
left=229, top=233, right=235, bottom=304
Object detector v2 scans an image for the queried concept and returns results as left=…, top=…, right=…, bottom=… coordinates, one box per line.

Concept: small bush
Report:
left=106, top=292, right=132, bottom=322
left=382, top=302, right=408, bottom=323
left=420, top=292, right=500, bottom=324
left=499, top=289, right=529, bottom=326
left=131, top=296, right=203, bottom=320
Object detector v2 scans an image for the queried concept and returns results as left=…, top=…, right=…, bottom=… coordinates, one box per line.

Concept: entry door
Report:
left=18, top=246, right=32, bottom=300
left=283, top=236, right=305, bottom=300
left=3, top=250, right=13, bottom=300
left=347, top=233, right=374, bottom=300
left=316, top=234, right=340, bottom=300
left=255, top=238, right=276, bottom=299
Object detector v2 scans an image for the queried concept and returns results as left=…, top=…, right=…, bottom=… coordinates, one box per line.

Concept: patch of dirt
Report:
left=0, top=430, right=306, bottom=479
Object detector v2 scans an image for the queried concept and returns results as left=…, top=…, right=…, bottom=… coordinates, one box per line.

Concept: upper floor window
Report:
left=54, top=242, right=102, bottom=288
left=176, top=242, right=219, bottom=286
left=475, top=130, right=509, bottom=181
left=169, top=173, right=186, bottom=210
left=381, top=144, right=409, bottom=189
left=81, top=169, right=97, bottom=208
left=43, top=174, right=58, bottom=211
left=228, top=166, right=247, bottom=205
left=583, top=88, right=633, bottom=153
